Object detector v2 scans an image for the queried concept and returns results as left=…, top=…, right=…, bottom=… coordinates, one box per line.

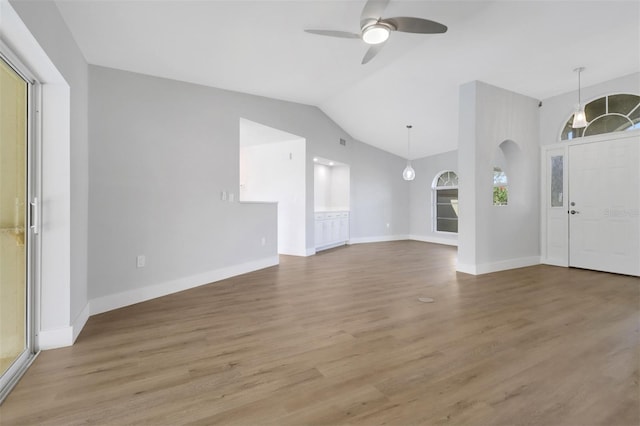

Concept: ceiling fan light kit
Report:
left=362, top=23, right=391, bottom=44
left=305, top=0, right=447, bottom=64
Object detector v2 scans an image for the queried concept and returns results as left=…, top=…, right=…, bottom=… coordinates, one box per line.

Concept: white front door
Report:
left=568, top=135, right=640, bottom=276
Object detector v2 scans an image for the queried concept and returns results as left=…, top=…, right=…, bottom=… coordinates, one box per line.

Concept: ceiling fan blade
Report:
left=362, top=41, right=386, bottom=64
left=360, top=0, right=390, bottom=27
left=381, top=17, right=448, bottom=34
left=304, top=29, right=361, bottom=39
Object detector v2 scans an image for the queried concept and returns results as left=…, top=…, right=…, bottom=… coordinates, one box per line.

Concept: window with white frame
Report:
left=433, top=171, right=458, bottom=233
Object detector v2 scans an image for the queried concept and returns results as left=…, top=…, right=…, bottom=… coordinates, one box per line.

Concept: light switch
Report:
left=221, top=191, right=227, bottom=201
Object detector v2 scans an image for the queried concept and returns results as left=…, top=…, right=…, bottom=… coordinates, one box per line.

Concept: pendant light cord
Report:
left=574, top=66, right=585, bottom=106
left=406, top=124, right=412, bottom=159
left=578, top=68, right=581, bottom=105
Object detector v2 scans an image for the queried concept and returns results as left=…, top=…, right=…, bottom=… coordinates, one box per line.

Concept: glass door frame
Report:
left=0, top=42, right=41, bottom=403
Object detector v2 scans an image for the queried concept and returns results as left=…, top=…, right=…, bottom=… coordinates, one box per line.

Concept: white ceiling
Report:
left=240, top=118, right=304, bottom=146
left=55, top=0, right=640, bottom=159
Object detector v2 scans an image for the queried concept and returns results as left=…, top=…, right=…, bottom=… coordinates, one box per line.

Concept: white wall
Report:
left=409, top=150, right=458, bottom=245
left=458, top=81, right=540, bottom=274
left=240, top=139, right=306, bottom=256
left=540, top=72, right=640, bottom=145
left=349, top=143, right=410, bottom=242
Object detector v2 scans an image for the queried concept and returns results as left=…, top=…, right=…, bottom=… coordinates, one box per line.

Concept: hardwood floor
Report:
left=1, top=241, right=638, bottom=425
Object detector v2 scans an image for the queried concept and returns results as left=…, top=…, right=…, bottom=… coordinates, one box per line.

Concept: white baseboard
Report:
left=409, top=234, right=458, bottom=247
left=541, top=258, right=569, bottom=267
left=279, top=248, right=307, bottom=257
left=348, top=235, right=409, bottom=244
left=72, top=302, right=91, bottom=342
left=38, top=302, right=90, bottom=350
left=90, top=256, right=279, bottom=316
left=305, top=247, right=316, bottom=256
left=316, top=241, right=348, bottom=252
left=456, top=262, right=478, bottom=275
left=38, top=327, right=73, bottom=350
left=457, top=256, right=540, bottom=275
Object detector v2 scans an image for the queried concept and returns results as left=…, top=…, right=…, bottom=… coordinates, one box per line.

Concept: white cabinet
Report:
left=315, top=211, right=349, bottom=251
left=314, top=219, right=324, bottom=247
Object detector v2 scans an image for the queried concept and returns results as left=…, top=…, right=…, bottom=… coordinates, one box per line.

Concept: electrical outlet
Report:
left=136, top=255, right=146, bottom=268
left=229, top=192, right=235, bottom=203
left=221, top=191, right=227, bottom=201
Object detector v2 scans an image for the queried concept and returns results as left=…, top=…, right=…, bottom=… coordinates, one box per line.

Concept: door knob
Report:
left=570, top=210, right=579, bottom=215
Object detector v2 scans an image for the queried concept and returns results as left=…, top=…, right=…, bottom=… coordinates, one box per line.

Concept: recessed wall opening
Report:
left=313, top=157, right=350, bottom=251
left=493, top=140, right=522, bottom=207
left=239, top=118, right=306, bottom=256
left=493, top=166, right=508, bottom=206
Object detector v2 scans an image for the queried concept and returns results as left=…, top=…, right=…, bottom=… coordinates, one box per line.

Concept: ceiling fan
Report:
left=305, top=0, right=447, bottom=64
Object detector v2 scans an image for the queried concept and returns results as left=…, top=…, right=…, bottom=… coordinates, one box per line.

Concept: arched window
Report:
left=561, top=94, right=640, bottom=140
left=433, top=171, right=458, bottom=233
left=493, top=167, right=508, bottom=206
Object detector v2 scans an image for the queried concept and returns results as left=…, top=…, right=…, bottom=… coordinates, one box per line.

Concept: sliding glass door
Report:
left=0, top=52, right=37, bottom=402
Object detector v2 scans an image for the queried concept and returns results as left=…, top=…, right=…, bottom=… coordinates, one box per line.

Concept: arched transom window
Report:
left=433, top=171, right=458, bottom=233
left=561, top=94, right=640, bottom=140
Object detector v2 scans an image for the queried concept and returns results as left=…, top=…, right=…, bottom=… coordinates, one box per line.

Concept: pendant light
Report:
left=572, top=67, right=587, bottom=129
left=402, top=125, right=416, bottom=181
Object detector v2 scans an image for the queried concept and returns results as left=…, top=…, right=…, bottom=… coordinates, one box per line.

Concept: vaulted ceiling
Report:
left=55, top=0, right=640, bottom=159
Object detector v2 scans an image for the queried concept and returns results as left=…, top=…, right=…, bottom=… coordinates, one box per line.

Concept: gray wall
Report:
left=89, top=65, right=408, bottom=299
left=409, top=150, right=458, bottom=243
left=540, top=72, right=640, bottom=145
left=458, top=81, right=540, bottom=272
left=350, top=142, right=409, bottom=240
left=11, top=0, right=89, bottom=322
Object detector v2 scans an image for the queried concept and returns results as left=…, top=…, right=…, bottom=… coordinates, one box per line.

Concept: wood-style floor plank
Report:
left=0, top=241, right=638, bottom=425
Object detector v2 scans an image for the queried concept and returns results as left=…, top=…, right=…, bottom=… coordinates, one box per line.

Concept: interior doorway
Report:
left=0, top=51, right=38, bottom=402
left=239, top=118, right=306, bottom=256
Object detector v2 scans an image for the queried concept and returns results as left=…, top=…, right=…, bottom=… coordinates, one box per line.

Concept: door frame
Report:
left=541, top=128, right=640, bottom=269
left=0, top=42, right=42, bottom=403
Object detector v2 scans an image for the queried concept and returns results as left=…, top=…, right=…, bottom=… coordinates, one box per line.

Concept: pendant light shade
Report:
left=402, top=163, right=416, bottom=181
left=572, top=109, right=587, bottom=128
left=572, top=67, right=587, bottom=129
left=402, top=125, right=415, bottom=181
